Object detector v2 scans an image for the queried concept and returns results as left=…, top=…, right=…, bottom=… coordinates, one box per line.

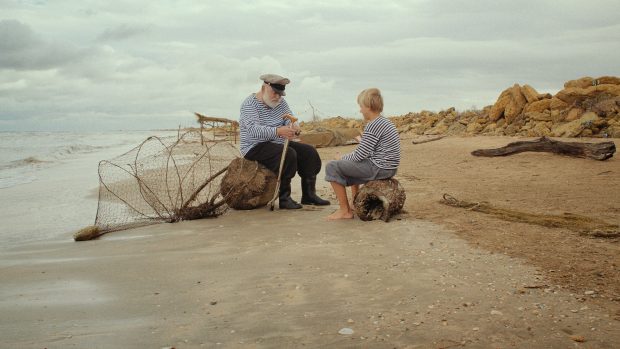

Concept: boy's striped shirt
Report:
left=342, top=116, right=400, bottom=169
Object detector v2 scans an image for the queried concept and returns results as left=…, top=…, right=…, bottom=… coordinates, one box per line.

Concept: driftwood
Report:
left=353, top=178, right=406, bottom=222
left=471, top=136, right=615, bottom=160
left=440, top=194, right=619, bottom=238
left=411, top=135, right=445, bottom=145
left=220, top=158, right=276, bottom=210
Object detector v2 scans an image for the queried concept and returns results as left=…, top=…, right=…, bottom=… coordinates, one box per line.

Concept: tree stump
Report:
left=220, top=158, right=277, bottom=209
left=471, top=136, right=615, bottom=160
left=353, top=178, right=406, bottom=222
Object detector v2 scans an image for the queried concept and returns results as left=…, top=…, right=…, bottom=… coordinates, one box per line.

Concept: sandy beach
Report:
left=1, top=136, right=619, bottom=348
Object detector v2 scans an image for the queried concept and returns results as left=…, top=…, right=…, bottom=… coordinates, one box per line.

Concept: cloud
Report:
left=1, top=1, right=619, bottom=131
left=96, top=23, right=150, bottom=42
left=0, top=19, right=81, bottom=71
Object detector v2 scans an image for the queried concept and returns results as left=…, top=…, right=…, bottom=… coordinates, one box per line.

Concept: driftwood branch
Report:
left=411, top=135, right=445, bottom=144
left=471, top=136, right=615, bottom=160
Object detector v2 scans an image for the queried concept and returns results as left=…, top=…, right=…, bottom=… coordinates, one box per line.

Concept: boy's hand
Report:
left=334, top=151, right=342, bottom=160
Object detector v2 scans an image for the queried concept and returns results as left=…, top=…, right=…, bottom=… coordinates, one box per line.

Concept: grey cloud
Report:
left=1, top=1, right=619, bottom=131
left=96, top=23, right=149, bottom=41
left=0, top=19, right=81, bottom=71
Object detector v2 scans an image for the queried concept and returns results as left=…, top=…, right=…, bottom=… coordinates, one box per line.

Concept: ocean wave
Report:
left=0, top=156, right=50, bottom=171
left=51, top=144, right=104, bottom=159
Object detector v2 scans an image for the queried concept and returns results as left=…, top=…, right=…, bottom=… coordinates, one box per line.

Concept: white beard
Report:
left=262, top=94, right=281, bottom=109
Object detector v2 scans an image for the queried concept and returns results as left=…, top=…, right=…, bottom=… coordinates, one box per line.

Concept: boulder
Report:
left=551, top=112, right=601, bottom=137
left=503, top=84, right=527, bottom=123
left=564, top=77, right=594, bottom=89
left=604, top=125, right=620, bottom=138
left=424, top=119, right=449, bottom=135
left=550, top=97, right=569, bottom=110
left=521, top=84, right=540, bottom=103
left=489, top=88, right=512, bottom=121
left=525, top=111, right=552, bottom=122
left=530, top=122, right=552, bottom=137
left=446, top=122, right=467, bottom=135
left=466, top=122, right=484, bottom=134
left=524, top=98, right=552, bottom=113
left=482, top=122, right=497, bottom=133
left=595, top=76, right=620, bottom=86
left=556, top=85, right=620, bottom=106
left=591, top=96, right=620, bottom=117
left=565, top=108, right=584, bottom=122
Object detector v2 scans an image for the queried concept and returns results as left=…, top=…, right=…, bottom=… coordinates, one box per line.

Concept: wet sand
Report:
left=1, top=136, right=619, bottom=348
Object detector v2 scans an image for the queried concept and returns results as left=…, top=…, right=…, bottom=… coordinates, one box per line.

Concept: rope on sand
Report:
left=440, top=193, right=619, bottom=238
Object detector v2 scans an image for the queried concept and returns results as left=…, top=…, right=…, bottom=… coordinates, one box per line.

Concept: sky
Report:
left=1, top=0, right=619, bottom=131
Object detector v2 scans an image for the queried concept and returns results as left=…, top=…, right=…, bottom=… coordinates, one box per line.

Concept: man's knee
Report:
left=292, top=143, right=321, bottom=175
left=283, top=147, right=298, bottom=177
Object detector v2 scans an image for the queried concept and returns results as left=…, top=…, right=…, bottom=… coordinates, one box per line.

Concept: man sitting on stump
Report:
left=239, top=73, right=330, bottom=209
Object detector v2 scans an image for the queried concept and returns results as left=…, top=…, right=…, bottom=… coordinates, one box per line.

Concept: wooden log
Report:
left=471, top=136, right=615, bottom=160
left=353, top=178, right=406, bottom=222
left=220, top=158, right=277, bottom=210
left=411, top=135, right=445, bottom=144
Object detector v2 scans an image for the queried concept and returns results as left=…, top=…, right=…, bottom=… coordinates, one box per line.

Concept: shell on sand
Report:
left=220, top=158, right=277, bottom=210
left=354, top=178, right=406, bottom=222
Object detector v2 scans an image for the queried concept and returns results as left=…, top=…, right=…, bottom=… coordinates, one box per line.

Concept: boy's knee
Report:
left=325, top=161, right=335, bottom=172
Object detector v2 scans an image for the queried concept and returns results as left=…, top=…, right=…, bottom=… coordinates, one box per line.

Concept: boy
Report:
left=325, top=88, right=401, bottom=220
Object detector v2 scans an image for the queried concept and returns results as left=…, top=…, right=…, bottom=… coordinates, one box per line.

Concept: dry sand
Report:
left=1, top=136, right=619, bottom=348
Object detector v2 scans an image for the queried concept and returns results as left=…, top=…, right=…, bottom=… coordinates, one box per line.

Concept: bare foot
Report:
left=326, top=209, right=354, bottom=220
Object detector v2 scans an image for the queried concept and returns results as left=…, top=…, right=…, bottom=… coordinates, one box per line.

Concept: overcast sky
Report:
left=1, top=0, right=619, bottom=131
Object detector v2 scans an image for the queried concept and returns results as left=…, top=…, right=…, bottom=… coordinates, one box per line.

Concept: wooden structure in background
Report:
left=194, top=112, right=239, bottom=144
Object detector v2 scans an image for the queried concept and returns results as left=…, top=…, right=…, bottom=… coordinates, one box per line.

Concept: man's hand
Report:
left=291, top=122, right=301, bottom=135
left=277, top=125, right=298, bottom=139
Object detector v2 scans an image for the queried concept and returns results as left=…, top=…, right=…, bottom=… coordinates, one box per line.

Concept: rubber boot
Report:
left=301, top=176, right=331, bottom=206
left=279, top=178, right=302, bottom=209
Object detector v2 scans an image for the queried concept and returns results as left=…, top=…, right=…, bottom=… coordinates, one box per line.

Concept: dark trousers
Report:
left=244, top=141, right=322, bottom=180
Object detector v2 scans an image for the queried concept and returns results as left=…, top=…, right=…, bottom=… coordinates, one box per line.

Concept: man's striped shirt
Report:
left=239, top=94, right=292, bottom=156
left=342, top=116, right=401, bottom=169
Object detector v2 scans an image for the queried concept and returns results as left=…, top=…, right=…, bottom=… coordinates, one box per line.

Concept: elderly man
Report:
left=239, top=73, right=330, bottom=209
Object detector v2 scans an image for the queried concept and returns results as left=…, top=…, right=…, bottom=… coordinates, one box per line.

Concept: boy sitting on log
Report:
left=325, top=88, right=401, bottom=220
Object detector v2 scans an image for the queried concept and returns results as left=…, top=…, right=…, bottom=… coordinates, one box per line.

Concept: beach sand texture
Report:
left=1, top=136, right=619, bottom=348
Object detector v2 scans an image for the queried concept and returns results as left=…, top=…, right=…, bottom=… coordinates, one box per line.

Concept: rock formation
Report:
left=301, top=76, right=620, bottom=139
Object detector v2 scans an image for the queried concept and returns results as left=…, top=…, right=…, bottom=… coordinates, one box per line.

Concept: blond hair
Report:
left=357, top=88, right=383, bottom=113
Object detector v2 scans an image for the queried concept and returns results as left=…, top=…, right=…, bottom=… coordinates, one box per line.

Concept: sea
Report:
left=0, top=130, right=179, bottom=250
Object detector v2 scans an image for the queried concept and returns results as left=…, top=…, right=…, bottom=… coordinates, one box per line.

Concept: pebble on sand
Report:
left=338, top=328, right=354, bottom=335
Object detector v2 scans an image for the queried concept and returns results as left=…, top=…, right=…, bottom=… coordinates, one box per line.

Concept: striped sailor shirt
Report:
left=341, top=115, right=401, bottom=170
left=239, top=94, right=293, bottom=156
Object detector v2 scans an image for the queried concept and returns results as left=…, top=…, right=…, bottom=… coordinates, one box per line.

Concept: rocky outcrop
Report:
left=301, top=76, right=620, bottom=140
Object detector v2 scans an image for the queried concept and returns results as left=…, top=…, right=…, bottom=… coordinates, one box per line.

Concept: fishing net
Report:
left=93, top=130, right=239, bottom=234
